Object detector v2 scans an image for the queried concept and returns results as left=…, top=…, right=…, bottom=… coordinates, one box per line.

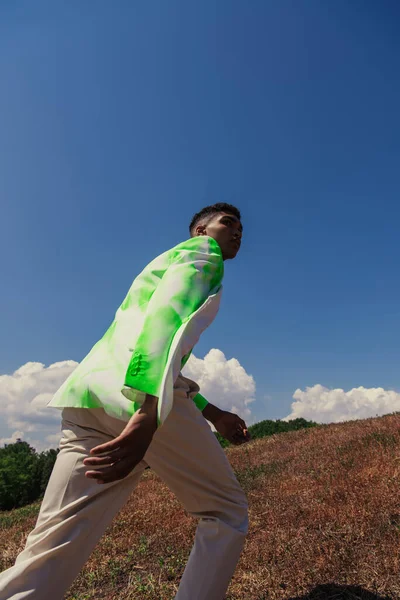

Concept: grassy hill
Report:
left=1, top=414, right=400, bottom=599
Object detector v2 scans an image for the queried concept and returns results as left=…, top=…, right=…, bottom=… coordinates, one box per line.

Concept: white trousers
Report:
left=0, top=386, right=248, bottom=600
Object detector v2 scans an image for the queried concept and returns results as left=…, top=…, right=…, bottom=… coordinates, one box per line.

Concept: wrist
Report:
left=202, top=403, right=224, bottom=426
left=143, top=393, right=158, bottom=408
left=128, top=394, right=158, bottom=431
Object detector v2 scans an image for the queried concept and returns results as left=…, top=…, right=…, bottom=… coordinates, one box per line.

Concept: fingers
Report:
left=85, top=461, right=127, bottom=484
left=229, top=430, right=244, bottom=445
left=85, top=471, right=105, bottom=484
left=85, top=457, right=137, bottom=484
left=85, top=447, right=145, bottom=484
left=231, top=414, right=247, bottom=432
left=240, top=425, right=250, bottom=439
left=90, top=438, right=122, bottom=456
left=83, top=455, right=117, bottom=467
left=231, top=425, right=250, bottom=445
left=233, top=435, right=247, bottom=445
left=237, top=416, right=247, bottom=429
left=235, top=416, right=250, bottom=440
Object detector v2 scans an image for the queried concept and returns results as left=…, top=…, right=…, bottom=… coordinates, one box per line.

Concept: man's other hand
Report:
left=203, top=404, right=250, bottom=445
left=214, top=410, right=250, bottom=445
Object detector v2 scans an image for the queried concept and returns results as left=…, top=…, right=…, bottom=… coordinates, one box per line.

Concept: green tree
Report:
left=0, top=440, right=58, bottom=510
left=0, top=440, right=40, bottom=510
left=36, top=449, right=58, bottom=495
left=249, top=417, right=318, bottom=440
left=215, top=417, right=318, bottom=448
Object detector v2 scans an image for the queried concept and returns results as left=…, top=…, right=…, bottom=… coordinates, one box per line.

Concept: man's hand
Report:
left=83, top=394, right=158, bottom=484
left=214, top=411, right=250, bottom=445
left=203, top=404, right=250, bottom=445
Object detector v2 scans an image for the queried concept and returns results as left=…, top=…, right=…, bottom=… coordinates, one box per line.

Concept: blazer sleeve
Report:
left=124, top=236, right=223, bottom=398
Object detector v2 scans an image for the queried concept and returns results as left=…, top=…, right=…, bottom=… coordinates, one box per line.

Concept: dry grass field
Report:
left=1, top=414, right=400, bottom=599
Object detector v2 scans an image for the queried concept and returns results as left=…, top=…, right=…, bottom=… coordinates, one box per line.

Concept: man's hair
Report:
left=189, top=203, right=241, bottom=236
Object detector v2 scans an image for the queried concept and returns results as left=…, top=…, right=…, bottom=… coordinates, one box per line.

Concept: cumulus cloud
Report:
left=0, top=351, right=256, bottom=450
left=183, top=349, right=256, bottom=421
left=0, top=360, right=78, bottom=450
left=283, top=384, right=400, bottom=424
left=0, top=430, right=25, bottom=446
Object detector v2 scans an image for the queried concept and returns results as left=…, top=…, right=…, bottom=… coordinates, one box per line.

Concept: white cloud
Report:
left=45, top=432, right=63, bottom=445
left=183, top=349, right=256, bottom=421
left=0, top=430, right=53, bottom=453
left=4, top=357, right=399, bottom=448
left=0, top=430, right=25, bottom=446
left=0, top=360, right=78, bottom=450
left=0, top=351, right=256, bottom=450
left=283, top=383, right=400, bottom=423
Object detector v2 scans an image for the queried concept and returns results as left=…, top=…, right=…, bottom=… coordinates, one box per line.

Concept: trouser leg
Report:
left=146, top=390, right=248, bottom=600
left=0, top=408, right=145, bottom=600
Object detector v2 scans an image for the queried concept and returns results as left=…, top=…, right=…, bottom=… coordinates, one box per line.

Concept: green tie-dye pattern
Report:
left=124, top=238, right=223, bottom=396
left=48, top=236, right=223, bottom=421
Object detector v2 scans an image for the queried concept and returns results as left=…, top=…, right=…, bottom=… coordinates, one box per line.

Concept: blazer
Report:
left=48, top=235, right=224, bottom=425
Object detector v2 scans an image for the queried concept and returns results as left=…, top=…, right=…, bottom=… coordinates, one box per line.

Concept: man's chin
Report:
left=224, top=249, right=239, bottom=260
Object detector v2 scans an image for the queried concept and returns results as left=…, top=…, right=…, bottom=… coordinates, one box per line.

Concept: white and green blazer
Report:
left=48, top=236, right=224, bottom=425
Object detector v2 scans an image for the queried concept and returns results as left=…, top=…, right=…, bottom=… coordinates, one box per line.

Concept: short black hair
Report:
left=189, top=203, right=241, bottom=236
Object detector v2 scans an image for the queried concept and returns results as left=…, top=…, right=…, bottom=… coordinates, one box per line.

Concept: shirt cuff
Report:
left=192, top=393, right=209, bottom=412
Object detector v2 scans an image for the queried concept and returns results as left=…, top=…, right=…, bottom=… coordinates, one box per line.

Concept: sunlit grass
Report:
left=1, top=415, right=400, bottom=599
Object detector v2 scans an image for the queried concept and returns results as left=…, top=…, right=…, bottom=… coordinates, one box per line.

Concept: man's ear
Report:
left=195, top=224, right=207, bottom=236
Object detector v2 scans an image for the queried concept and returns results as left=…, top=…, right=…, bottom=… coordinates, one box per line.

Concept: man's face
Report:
left=196, top=212, right=243, bottom=260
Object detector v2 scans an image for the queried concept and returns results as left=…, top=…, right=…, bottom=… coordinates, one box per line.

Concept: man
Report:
left=0, top=203, right=250, bottom=600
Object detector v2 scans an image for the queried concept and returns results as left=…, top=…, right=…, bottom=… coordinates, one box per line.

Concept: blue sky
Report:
left=1, top=1, right=400, bottom=446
